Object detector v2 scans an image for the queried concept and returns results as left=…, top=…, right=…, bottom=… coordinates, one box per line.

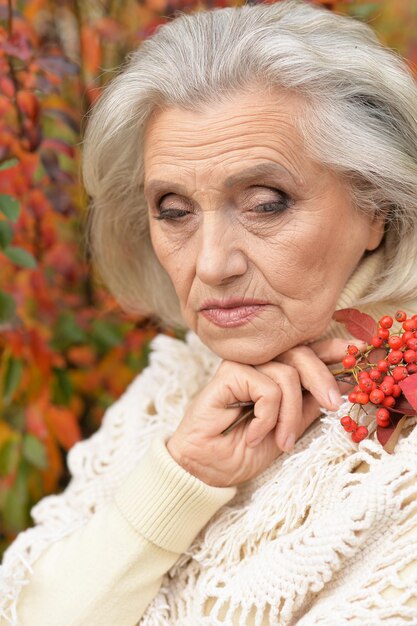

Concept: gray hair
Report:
left=82, top=0, right=417, bottom=327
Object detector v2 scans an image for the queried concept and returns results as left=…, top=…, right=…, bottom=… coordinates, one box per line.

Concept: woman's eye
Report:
left=253, top=200, right=289, bottom=214
left=153, top=208, right=190, bottom=221
left=251, top=191, right=292, bottom=215
left=152, top=194, right=193, bottom=221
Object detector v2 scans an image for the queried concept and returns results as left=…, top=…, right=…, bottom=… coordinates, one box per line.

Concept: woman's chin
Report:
left=197, top=331, right=291, bottom=366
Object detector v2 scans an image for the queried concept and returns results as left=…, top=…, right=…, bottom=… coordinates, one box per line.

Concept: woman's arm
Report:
left=3, top=437, right=236, bottom=626
left=0, top=333, right=236, bottom=626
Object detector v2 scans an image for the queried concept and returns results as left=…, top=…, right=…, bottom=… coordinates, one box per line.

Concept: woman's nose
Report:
left=195, top=214, right=248, bottom=286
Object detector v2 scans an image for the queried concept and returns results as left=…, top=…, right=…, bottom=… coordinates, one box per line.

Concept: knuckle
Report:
left=279, top=345, right=314, bottom=368
left=261, top=383, right=281, bottom=405
left=280, top=363, right=301, bottom=384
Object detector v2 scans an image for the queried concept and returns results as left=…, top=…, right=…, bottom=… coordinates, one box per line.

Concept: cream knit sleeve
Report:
left=0, top=333, right=234, bottom=626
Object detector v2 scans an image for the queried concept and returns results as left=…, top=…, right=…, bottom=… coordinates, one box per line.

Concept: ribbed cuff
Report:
left=113, top=436, right=237, bottom=554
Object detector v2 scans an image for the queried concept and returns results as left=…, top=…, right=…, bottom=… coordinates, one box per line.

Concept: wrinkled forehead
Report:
left=142, top=87, right=316, bottom=196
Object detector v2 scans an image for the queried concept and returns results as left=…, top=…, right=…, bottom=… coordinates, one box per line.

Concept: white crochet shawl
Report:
left=1, top=329, right=417, bottom=626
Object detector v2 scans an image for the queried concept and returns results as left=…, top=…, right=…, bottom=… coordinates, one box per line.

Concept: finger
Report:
left=276, top=345, right=343, bottom=411
left=338, top=380, right=354, bottom=396
left=214, top=362, right=283, bottom=445
left=254, top=362, right=303, bottom=452
left=299, top=393, right=322, bottom=437
left=307, top=338, right=368, bottom=364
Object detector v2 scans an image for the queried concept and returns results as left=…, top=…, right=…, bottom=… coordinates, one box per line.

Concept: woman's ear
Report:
left=365, top=214, right=386, bottom=251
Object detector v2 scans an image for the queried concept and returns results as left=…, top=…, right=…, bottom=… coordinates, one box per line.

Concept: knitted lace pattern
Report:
left=1, top=332, right=417, bottom=626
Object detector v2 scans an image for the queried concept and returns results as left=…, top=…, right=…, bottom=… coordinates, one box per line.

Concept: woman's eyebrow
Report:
left=144, top=180, right=188, bottom=198
left=144, top=162, right=298, bottom=198
left=224, top=162, right=298, bottom=187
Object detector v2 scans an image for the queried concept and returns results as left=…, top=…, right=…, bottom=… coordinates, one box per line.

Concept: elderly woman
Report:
left=2, top=0, right=417, bottom=624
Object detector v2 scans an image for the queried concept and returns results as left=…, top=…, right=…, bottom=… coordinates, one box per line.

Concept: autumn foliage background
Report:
left=0, top=0, right=416, bottom=556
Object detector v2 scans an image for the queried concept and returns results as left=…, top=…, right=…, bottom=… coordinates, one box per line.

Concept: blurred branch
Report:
left=6, top=0, right=24, bottom=137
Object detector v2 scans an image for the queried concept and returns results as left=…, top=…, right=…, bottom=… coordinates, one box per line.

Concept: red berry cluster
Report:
left=340, top=311, right=417, bottom=443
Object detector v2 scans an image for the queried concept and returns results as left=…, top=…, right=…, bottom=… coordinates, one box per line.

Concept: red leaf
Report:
left=377, top=422, right=396, bottom=447
left=378, top=415, right=408, bottom=454
left=332, top=308, right=377, bottom=343
left=399, top=373, right=417, bottom=412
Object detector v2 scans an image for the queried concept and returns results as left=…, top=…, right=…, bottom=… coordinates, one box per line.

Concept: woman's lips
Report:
left=199, top=300, right=268, bottom=328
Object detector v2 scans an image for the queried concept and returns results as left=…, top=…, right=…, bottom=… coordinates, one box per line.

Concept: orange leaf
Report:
left=26, top=405, right=49, bottom=440
left=46, top=406, right=81, bottom=451
left=0, top=421, right=13, bottom=448
left=16, top=90, right=40, bottom=124
left=40, top=433, right=62, bottom=493
left=67, top=345, right=96, bottom=367
left=81, top=26, right=102, bottom=77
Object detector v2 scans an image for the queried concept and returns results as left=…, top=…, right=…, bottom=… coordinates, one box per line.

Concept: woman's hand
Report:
left=166, top=338, right=363, bottom=488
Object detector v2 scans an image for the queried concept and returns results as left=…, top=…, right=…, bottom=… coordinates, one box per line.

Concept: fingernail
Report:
left=347, top=340, right=367, bottom=351
left=328, top=389, right=343, bottom=409
left=282, top=433, right=295, bottom=453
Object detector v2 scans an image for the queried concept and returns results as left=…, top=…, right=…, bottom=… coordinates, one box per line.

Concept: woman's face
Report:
left=144, top=88, right=384, bottom=364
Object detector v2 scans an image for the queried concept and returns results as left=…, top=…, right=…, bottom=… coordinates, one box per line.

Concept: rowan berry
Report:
left=340, top=416, right=356, bottom=432
left=388, top=336, right=403, bottom=350
left=376, top=415, right=390, bottom=428
left=356, top=392, right=369, bottom=405
left=379, top=316, right=393, bottom=329
left=407, top=364, right=417, bottom=375
left=358, top=378, right=373, bottom=392
left=371, top=336, right=383, bottom=349
left=387, top=350, right=403, bottom=365
left=378, top=328, right=390, bottom=340
left=403, top=319, right=417, bottom=332
left=382, top=375, right=395, bottom=385
left=402, top=331, right=415, bottom=345
left=395, top=311, right=407, bottom=322
left=352, top=425, right=368, bottom=443
left=404, top=350, right=417, bottom=364
left=342, top=355, right=357, bottom=369
left=347, top=344, right=360, bottom=356
left=369, top=369, right=382, bottom=382
left=380, top=380, right=393, bottom=395
left=407, top=338, right=417, bottom=351
left=392, top=384, right=402, bottom=398
left=376, top=407, right=390, bottom=421
left=392, top=366, right=408, bottom=382
left=377, top=360, right=389, bottom=373
left=382, top=395, right=396, bottom=408
left=348, top=392, right=358, bottom=403
left=369, top=389, right=385, bottom=404
left=353, top=384, right=361, bottom=393
left=358, top=371, right=370, bottom=379
left=340, top=415, right=351, bottom=429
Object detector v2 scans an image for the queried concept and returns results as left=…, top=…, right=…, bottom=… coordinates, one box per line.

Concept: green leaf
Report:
left=0, top=291, right=16, bottom=324
left=52, top=368, right=73, bottom=406
left=3, top=357, right=23, bottom=405
left=0, top=158, right=18, bottom=171
left=3, top=461, right=29, bottom=533
left=4, top=246, right=37, bottom=268
left=0, top=221, right=13, bottom=249
left=52, top=312, right=87, bottom=350
left=350, top=3, right=379, bottom=19
left=91, top=319, right=123, bottom=351
left=0, top=435, right=20, bottom=476
left=0, top=195, right=20, bottom=223
left=22, top=434, right=47, bottom=469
